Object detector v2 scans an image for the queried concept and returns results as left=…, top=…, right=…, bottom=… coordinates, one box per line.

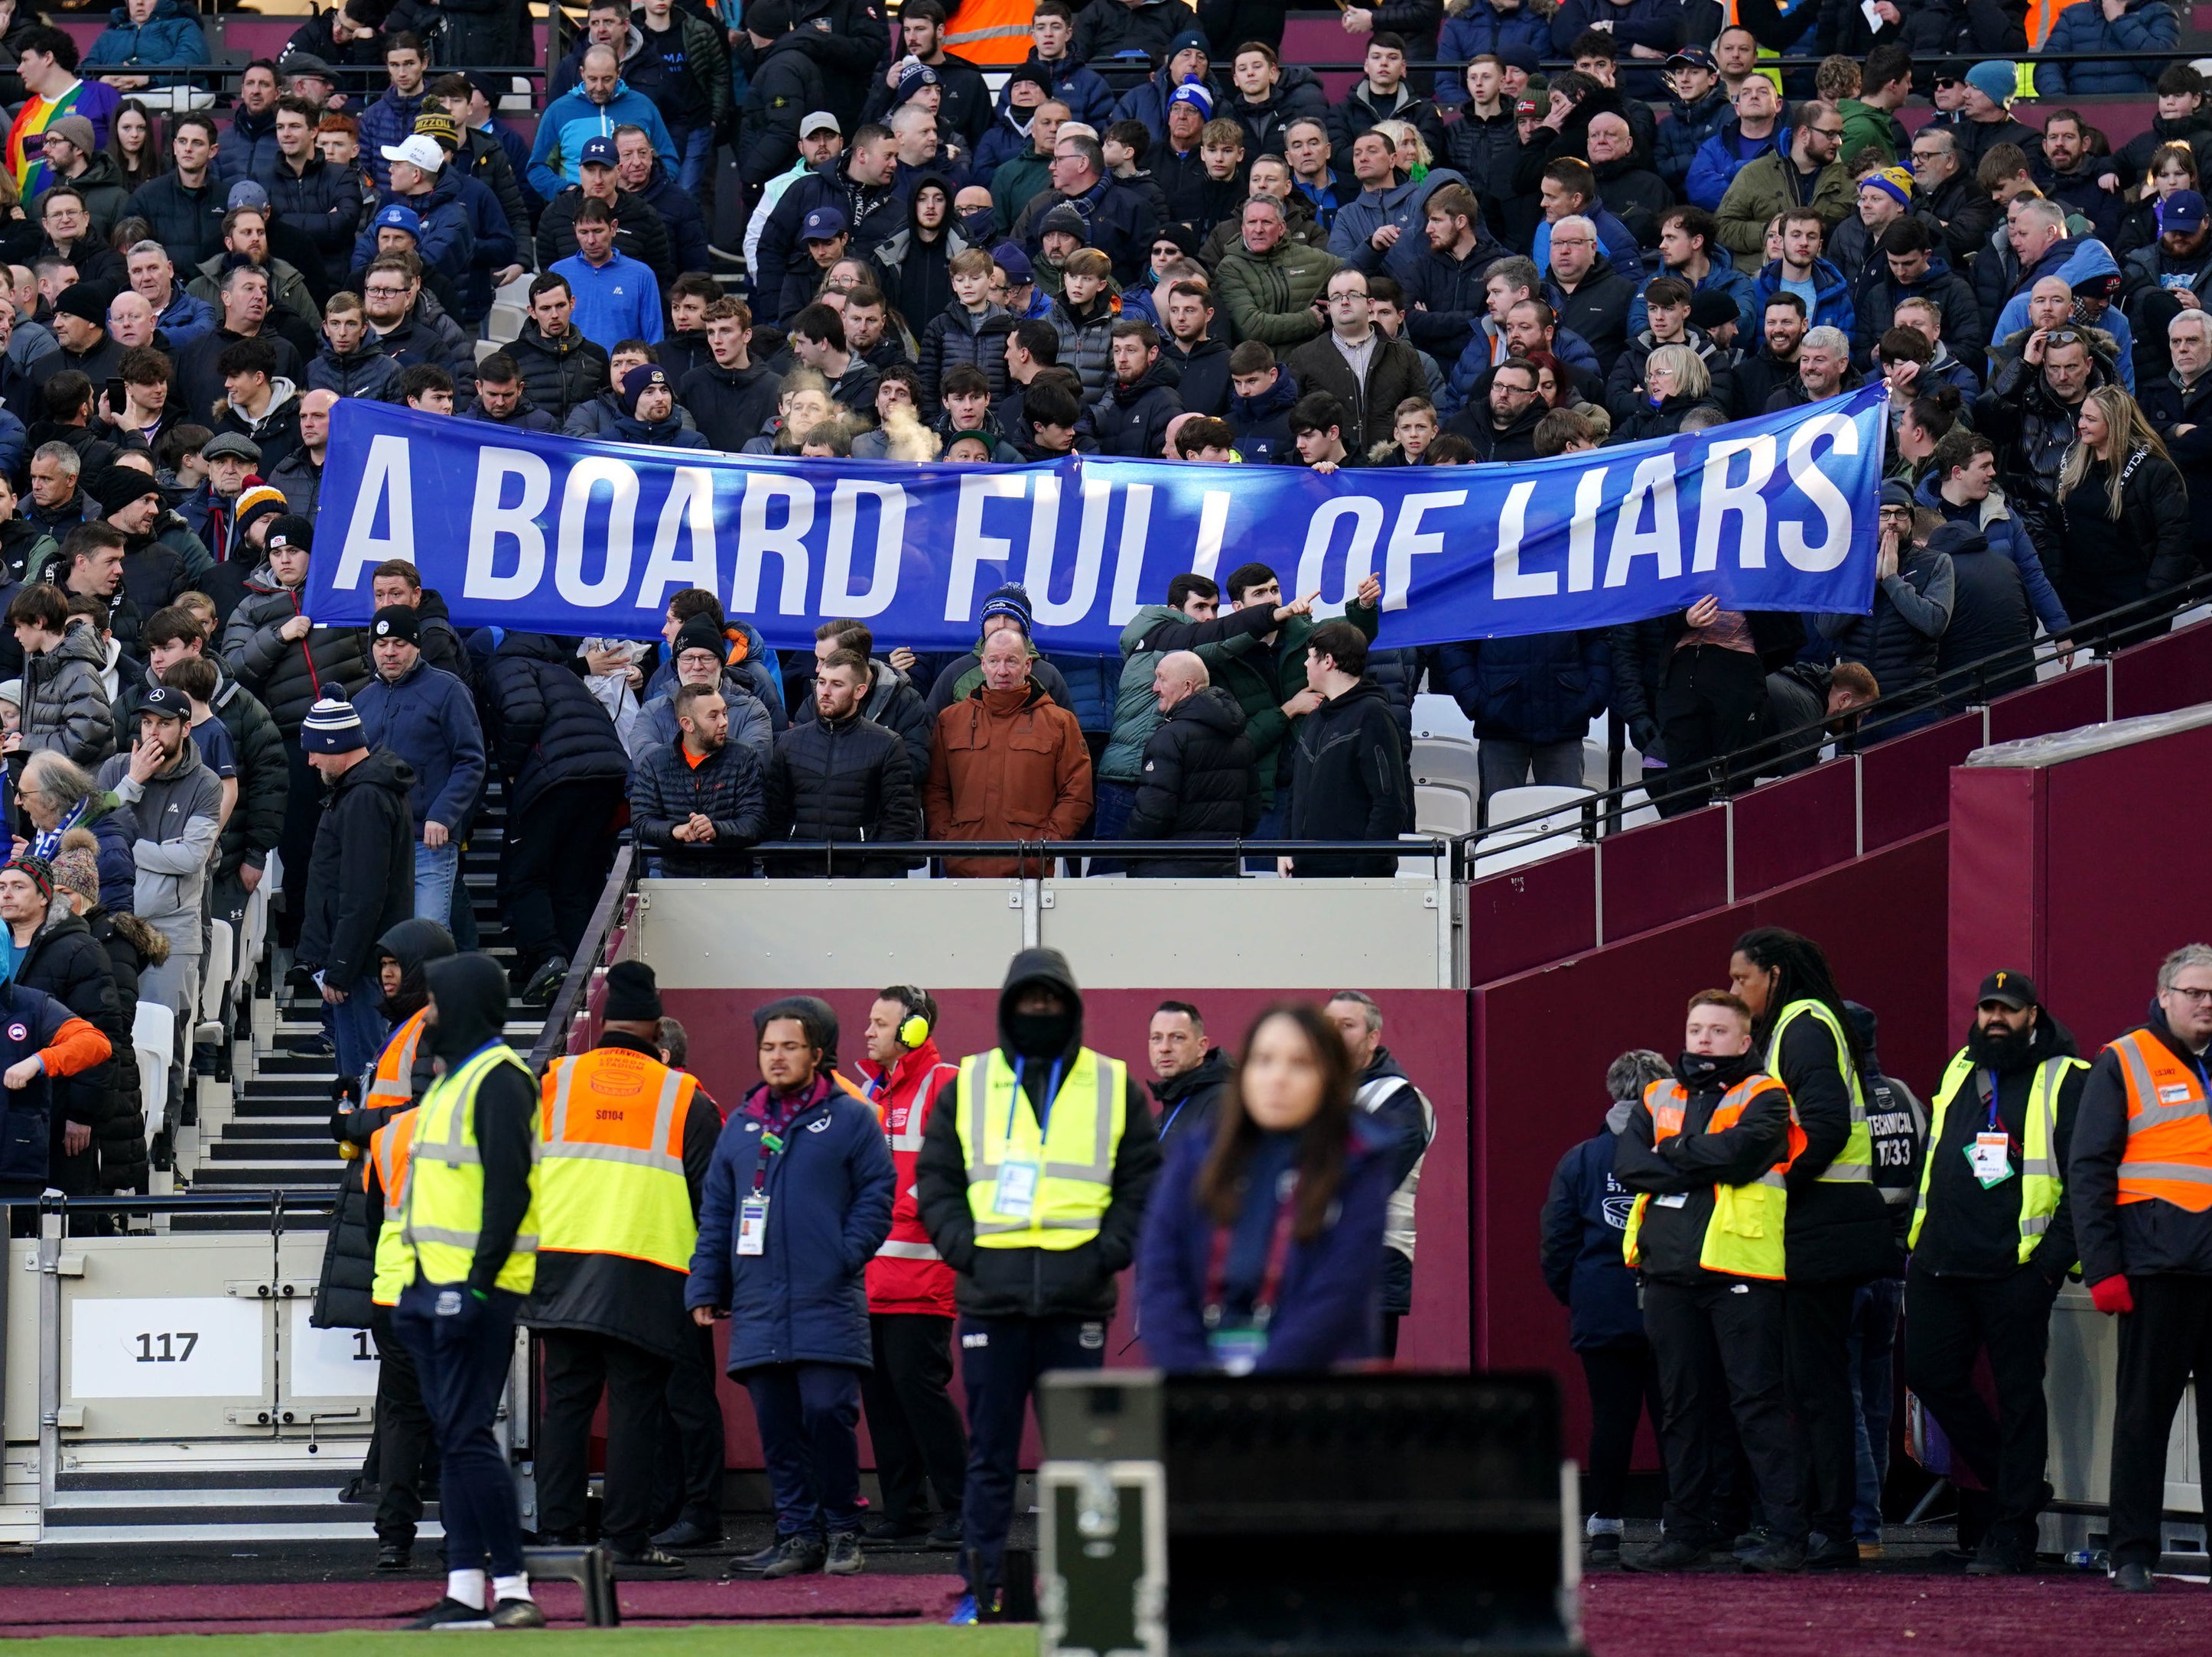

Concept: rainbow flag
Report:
left=7, top=77, right=120, bottom=197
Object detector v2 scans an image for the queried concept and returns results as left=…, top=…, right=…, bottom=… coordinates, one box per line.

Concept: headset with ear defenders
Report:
left=899, top=1013, right=931, bottom=1048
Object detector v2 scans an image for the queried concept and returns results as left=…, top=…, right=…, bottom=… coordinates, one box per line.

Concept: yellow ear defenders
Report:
left=899, top=1014, right=931, bottom=1048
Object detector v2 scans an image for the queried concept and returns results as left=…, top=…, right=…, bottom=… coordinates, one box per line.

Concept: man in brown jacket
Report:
left=922, top=628, right=1092, bottom=878
left=1286, top=267, right=1427, bottom=454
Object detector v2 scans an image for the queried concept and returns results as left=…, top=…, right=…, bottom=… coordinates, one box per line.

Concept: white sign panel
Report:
left=70, top=1296, right=264, bottom=1398
left=287, top=1302, right=380, bottom=1397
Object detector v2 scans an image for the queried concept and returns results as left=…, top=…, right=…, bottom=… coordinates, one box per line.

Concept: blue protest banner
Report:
left=306, top=384, right=1886, bottom=651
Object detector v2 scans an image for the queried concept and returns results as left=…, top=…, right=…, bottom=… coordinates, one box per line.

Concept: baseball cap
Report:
left=138, top=685, right=192, bottom=723
left=992, top=242, right=1033, bottom=282
left=1664, top=46, right=1716, bottom=73
left=372, top=203, right=422, bottom=239
left=1976, top=970, right=2036, bottom=1011
left=226, top=178, right=272, bottom=212
left=799, top=110, right=840, bottom=138
left=2161, top=189, right=2207, bottom=234
left=379, top=133, right=444, bottom=173
left=578, top=134, right=617, bottom=169
left=801, top=205, right=847, bottom=242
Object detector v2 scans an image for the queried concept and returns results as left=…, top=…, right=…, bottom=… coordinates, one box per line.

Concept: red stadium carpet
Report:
left=1581, top=1571, right=2212, bottom=1655
left=0, top=1573, right=968, bottom=1636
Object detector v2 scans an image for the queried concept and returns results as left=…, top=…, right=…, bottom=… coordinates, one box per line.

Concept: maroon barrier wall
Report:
left=1468, top=829, right=1951, bottom=1457
left=1950, top=719, right=2212, bottom=1052
left=658, top=983, right=1470, bottom=1471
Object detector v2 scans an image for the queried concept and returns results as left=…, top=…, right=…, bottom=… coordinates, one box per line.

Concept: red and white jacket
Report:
left=858, top=1038, right=959, bottom=1317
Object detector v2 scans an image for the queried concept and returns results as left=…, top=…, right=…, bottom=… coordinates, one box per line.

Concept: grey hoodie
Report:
left=96, top=735, right=221, bottom=956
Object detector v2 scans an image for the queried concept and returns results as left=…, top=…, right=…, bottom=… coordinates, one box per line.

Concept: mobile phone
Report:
left=102, top=376, right=125, bottom=413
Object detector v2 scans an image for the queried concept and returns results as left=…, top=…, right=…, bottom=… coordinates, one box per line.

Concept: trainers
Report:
left=928, top=1512, right=965, bottom=1551
left=376, top=1543, right=412, bottom=1572
left=488, top=1598, right=547, bottom=1628
left=338, top=1474, right=379, bottom=1505
left=728, top=1538, right=787, bottom=1574
left=521, top=956, right=569, bottom=1006
left=651, top=1518, right=722, bottom=1551
left=1965, top=1540, right=2035, bottom=1577
left=825, top=1532, right=864, bottom=1575
left=861, top=1516, right=928, bottom=1546
left=610, top=1545, right=689, bottom=1578
left=405, top=1597, right=493, bottom=1630
left=947, top=1594, right=980, bottom=1626
left=1804, top=1536, right=1859, bottom=1571
left=2113, top=1561, right=2155, bottom=1594
left=756, top=1535, right=828, bottom=1579
left=1742, top=1540, right=1807, bottom=1574
left=1586, top=1532, right=1622, bottom=1564
left=1628, top=1537, right=1711, bottom=1572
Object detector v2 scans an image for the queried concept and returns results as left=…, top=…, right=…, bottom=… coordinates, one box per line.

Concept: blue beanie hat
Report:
left=1963, top=60, right=2015, bottom=106
left=301, top=697, right=366, bottom=755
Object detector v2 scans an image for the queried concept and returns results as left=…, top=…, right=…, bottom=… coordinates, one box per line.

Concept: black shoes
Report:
left=927, top=1511, right=965, bottom=1551
left=1965, top=1539, right=2037, bottom=1576
left=521, top=956, right=569, bottom=1006
left=2113, top=1561, right=2156, bottom=1593
left=860, top=1516, right=928, bottom=1547
left=1741, top=1539, right=1808, bottom=1573
left=488, top=1599, right=548, bottom=1628
left=1630, top=1536, right=1711, bottom=1572
left=732, top=1534, right=827, bottom=1578
left=610, top=1545, right=689, bottom=1579
left=825, top=1532, right=864, bottom=1575
left=338, top=1474, right=379, bottom=1505
left=405, top=1597, right=492, bottom=1630
left=651, top=1518, right=723, bottom=1550
left=1586, top=1531, right=1623, bottom=1566
left=1804, top=1536, right=1859, bottom=1571
left=376, top=1543, right=412, bottom=1572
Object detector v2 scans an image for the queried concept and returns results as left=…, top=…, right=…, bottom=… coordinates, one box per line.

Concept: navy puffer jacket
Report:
left=483, top=632, right=630, bottom=816
left=1433, top=631, right=1609, bottom=746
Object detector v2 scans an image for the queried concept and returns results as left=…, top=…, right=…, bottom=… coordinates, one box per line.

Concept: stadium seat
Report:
left=135, top=1000, right=174, bottom=1151
left=1410, top=736, right=1482, bottom=798
left=1411, top=692, right=1473, bottom=743
left=1486, top=784, right=1596, bottom=833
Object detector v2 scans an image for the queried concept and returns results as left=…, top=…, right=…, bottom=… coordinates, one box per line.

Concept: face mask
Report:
left=961, top=206, right=995, bottom=242
left=1007, top=1008, right=1074, bottom=1058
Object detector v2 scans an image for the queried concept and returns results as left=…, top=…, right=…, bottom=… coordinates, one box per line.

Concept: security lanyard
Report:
left=1009, top=1060, right=1065, bottom=1148
left=1203, top=1175, right=1301, bottom=1334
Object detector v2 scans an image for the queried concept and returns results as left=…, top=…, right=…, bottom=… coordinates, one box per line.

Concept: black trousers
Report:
left=496, top=778, right=624, bottom=974
left=536, top=1329, right=675, bottom=1555
left=1644, top=1276, right=1804, bottom=1547
left=653, top=1318, right=727, bottom=1534
left=860, top=1312, right=968, bottom=1527
left=2107, top=1274, right=2212, bottom=1568
left=1579, top=1338, right=1666, bottom=1520
left=1654, top=645, right=1768, bottom=817
left=1785, top=1279, right=1858, bottom=1544
left=1197, top=0, right=1287, bottom=54
left=275, top=739, right=317, bottom=947
left=1901, top=1262, right=2058, bottom=1552
left=371, top=1306, right=435, bottom=1548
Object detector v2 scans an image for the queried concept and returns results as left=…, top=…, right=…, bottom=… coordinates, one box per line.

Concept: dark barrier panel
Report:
left=1465, top=846, right=1595, bottom=984
left=1599, top=807, right=1728, bottom=944
left=1731, top=761, right=1857, bottom=900
left=1859, top=716, right=1980, bottom=850
left=662, top=984, right=1472, bottom=1473
left=1471, top=830, right=1950, bottom=1454
left=1987, top=669, right=2109, bottom=747
left=2113, top=625, right=2212, bottom=720
left=1950, top=720, right=2212, bottom=1053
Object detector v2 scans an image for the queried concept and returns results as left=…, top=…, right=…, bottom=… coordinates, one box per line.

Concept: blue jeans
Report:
left=1087, top=778, right=1137, bottom=875
left=1848, top=1277, right=1906, bottom=1544
left=676, top=126, right=714, bottom=197
left=744, top=1362, right=865, bottom=1539
left=329, top=975, right=388, bottom=1100
left=415, top=840, right=459, bottom=923
left=392, top=1279, right=525, bottom=1577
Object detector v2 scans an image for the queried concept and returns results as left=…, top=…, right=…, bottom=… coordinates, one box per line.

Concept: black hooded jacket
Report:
left=312, top=917, right=457, bottom=1330
left=916, top=946, right=1160, bottom=1320
left=1124, top=685, right=1262, bottom=876
left=298, top=747, right=416, bottom=989
left=1613, top=1047, right=1794, bottom=1285
left=1150, top=1046, right=1231, bottom=1149
left=421, top=952, right=538, bottom=1295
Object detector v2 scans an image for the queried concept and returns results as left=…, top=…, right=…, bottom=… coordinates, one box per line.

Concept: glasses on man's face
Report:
left=2168, top=984, right=2212, bottom=1003
left=364, top=285, right=407, bottom=298
left=1811, top=125, right=1845, bottom=141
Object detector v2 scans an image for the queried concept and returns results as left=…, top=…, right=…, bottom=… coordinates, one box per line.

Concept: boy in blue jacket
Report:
left=688, top=997, right=894, bottom=1581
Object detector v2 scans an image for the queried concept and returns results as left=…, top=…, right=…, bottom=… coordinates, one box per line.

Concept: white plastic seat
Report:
left=1411, top=692, right=1474, bottom=742
left=1486, top=784, right=1596, bottom=836
left=1410, top=736, right=1482, bottom=798
left=200, top=920, right=233, bottom=1024
left=1413, top=781, right=1474, bottom=839
left=134, top=1000, right=174, bottom=1146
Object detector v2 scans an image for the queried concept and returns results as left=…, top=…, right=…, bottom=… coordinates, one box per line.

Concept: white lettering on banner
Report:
left=1605, top=455, right=1682, bottom=588
left=820, top=478, right=906, bottom=618
left=1386, top=490, right=1465, bottom=610
left=556, top=456, right=639, bottom=606
left=1781, top=413, right=1857, bottom=572
left=1296, top=496, right=1385, bottom=605
left=1695, top=434, right=1776, bottom=573
left=734, top=473, right=815, bottom=611
left=1024, top=472, right=1108, bottom=627
left=638, top=467, right=720, bottom=609
left=1491, top=479, right=1550, bottom=599
left=1189, top=489, right=1231, bottom=581
left=947, top=473, right=1026, bottom=619
left=70, top=1296, right=262, bottom=1399
left=465, top=448, right=550, bottom=601
left=334, top=434, right=416, bottom=590
left=1108, top=482, right=1154, bottom=626
left=1568, top=466, right=1605, bottom=593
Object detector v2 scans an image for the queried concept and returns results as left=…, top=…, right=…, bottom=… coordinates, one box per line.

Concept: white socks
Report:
left=493, top=1574, right=532, bottom=1605
left=447, top=1568, right=487, bottom=1610
left=1586, top=1516, right=1625, bottom=1538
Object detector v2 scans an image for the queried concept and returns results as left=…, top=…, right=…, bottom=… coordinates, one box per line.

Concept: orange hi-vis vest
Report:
left=538, top=1046, right=701, bottom=1272
left=2110, top=1028, right=2212, bottom=1212
left=1624, top=1073, right=1804, bottom=1280
left=367, top=1107, right=419, bottom=1308
left=942, top=0, right=1033, bottom=63
left=368, top=1007, right=431, bottom=1106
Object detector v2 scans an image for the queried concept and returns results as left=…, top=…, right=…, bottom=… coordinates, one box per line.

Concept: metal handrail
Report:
left=1455, top=576, right=2212, bottom=862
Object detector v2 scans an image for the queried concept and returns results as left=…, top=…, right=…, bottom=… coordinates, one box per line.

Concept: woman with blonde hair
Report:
left=1372, top=119, right=1432, bottom=184
left=2054, top=384, right=2196, bottom=643
left=1609, top=343, right=1720, bottom=443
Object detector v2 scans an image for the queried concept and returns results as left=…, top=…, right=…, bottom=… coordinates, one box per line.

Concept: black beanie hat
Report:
left=603, top=960, right=662, bottom=1023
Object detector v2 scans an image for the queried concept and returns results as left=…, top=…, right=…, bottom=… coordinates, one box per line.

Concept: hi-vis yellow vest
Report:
left=1769, top=999, right=1873, bottom=1187
left=1908, top=1049, right=2081, bottom=1262
left=955, top=1047, right=1126, bottom=1249
left=399, top=1043, right=540, bottom=1295
left=369, top=1107, right=418, bottom=1308
left=1624, top=1073, right=1802, bottom=1281
left=535, top=1047, right=700, bottom=1274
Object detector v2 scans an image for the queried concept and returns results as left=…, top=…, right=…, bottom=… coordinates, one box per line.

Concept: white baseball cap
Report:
left=799, top=111, right=840, bottom=138
left=378, top=134, right=445, bottom=173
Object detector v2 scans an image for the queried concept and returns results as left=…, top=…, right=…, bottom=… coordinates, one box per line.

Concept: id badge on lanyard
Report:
left=994, top=1061, right=1062, bottom=1222
left=740, top=1129, right=782, bottom=1255
left=1966, top=1071, right=2013, bottom=1188
left=1203, top=1175, right=1299, bottom=1376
